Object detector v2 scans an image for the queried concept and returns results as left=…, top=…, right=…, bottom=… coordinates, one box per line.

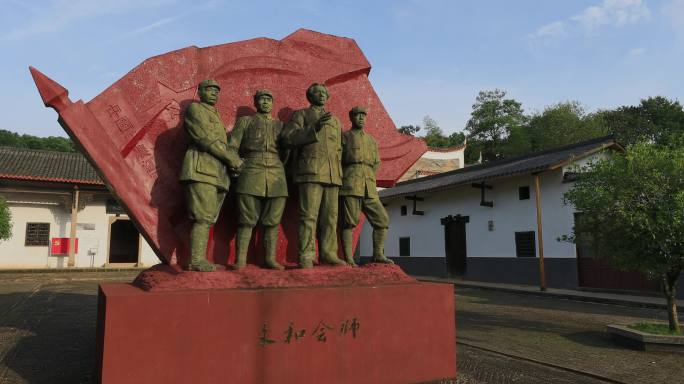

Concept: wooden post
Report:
left=534, top=174, right=547, bottom=291
left=68, top=186, right=79, bottom=267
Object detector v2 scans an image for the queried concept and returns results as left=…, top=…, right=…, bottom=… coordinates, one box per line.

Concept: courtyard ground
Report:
left=0, top=271, right=681, bottom=383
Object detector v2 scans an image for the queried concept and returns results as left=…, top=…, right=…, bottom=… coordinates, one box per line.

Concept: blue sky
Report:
left=1, top=0, right=683, bottom=137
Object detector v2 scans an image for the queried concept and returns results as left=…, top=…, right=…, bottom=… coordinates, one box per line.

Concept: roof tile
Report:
left=0, top=147, right=103, bottom=185
left=380, top=136, right=621, bottom=199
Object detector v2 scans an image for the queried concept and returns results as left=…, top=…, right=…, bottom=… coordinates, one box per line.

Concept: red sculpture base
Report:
left=96, top=282, right=456, bottom=384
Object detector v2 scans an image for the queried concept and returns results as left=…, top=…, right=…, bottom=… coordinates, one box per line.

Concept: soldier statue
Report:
left=340, top=107, right=393, bottom=266
left=229, top=89, right=287, bottom=270
left=180, top=79, right=243, bottom=272
left=282, top=83, right=347, bottom=268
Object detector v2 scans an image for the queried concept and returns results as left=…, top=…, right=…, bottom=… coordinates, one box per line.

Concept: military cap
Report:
left=349, top=106, right=367, bottom=116
left=254, top=89, right=274, bottom=100
left=198, top=79, right=221, bottom=90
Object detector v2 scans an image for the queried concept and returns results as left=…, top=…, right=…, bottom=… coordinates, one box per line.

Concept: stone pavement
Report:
left=0, top=271, right=682, bottom=383
left=438, top=280, right=684, bottom=384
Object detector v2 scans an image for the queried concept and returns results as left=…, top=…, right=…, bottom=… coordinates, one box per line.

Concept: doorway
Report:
left=441, top=215, right=469, bottom=276
left=574, top=213, right=659, bottom=292
left=108, top=218, right=140, bottom=264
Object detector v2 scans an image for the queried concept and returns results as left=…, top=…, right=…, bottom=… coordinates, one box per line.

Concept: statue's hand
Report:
left=316, top=112, right=332, bottom=131
left=229, top=159, right=244, bottom=177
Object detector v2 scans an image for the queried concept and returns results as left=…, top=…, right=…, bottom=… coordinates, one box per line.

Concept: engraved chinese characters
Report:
left=259, top=317, right=360, bottom=346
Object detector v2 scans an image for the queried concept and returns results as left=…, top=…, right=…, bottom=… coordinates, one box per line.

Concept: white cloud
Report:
left=571, top=0, right=650, bottom=30
left=662, top=0, right=684, bottom=37
left=0, top=0, right=174, bottom=42
left=535, top=21, right=567, bottom=38
left=531, top=0, right=650, bottom=42
left=117, top=16, right=183, bottom=40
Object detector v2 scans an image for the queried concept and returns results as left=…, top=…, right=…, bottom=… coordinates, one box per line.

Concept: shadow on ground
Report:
left=457, top=287, right=672, bottom=320
left=0, top=288, right=98, bottom=384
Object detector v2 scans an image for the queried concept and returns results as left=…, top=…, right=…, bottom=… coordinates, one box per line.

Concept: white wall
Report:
left=360, top=168, right=579, bottom=259
left=422, top=148, right=465, bottom=168
left=0, top=190, right=159, bottom=268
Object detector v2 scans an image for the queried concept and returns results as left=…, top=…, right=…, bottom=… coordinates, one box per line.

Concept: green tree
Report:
left=0, top=129, right=75, bottom=152
left=422, top=116, right=449, bottom=147
left=398, top=125, right=421, bottom=136
left=564, top=143, right=684, bottom=332
left=399, top=117, right=465, bottom=148
left=465, top=89, right=527, bottom=162
left=596, top=96, right=684, bottom=148
left=447, top=131, right=466, bottom=147
left=0, top=196, right=12, bottom=241
left=503, top=102, right=607, bottom=157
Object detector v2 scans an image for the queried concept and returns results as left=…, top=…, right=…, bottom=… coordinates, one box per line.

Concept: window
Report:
left=399, top=237, right=410, bottom=256
left=400, top=205, right=407, bottom=216
left=519, top=186, right=530, bottom=200
left=25, top=223, right=50, bottom=246
left=515, top=231, right=536, bottom=258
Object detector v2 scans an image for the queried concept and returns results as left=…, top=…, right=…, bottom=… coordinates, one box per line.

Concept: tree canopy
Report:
left=399, top=91, right=684, bottom=165
left=398, top=116, right=465, bottom=148
left=464, top=89, right=527, bottom=162
left=0, top=197, right=12, bottom=242
left=595, top=96, right=684, bottom=148
left=563, top=143, right=684, bottom=332
left=0, top=129, right=75, bottom=152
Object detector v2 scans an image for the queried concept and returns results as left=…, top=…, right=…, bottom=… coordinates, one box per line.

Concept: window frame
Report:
left=518, top=186, right=530, bottom=200
left=25, top=222, right=50, bottom=246
left=399, top=237, right=411, bottom=256
left=514, top=231, right=536, bottom=258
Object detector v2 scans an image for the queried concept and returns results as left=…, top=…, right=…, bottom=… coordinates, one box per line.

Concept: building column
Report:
left=68, top=186, right=79, bottom=267
left=534, top=174, right=547, bottom=291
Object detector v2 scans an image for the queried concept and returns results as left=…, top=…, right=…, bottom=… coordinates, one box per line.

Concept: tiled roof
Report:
left=0, top=147, right=104, bottom=185
left=380, top=135, right=622, bottom=200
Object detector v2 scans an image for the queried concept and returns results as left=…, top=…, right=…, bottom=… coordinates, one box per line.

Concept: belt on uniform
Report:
left=243, top=152, right=281, bottom=160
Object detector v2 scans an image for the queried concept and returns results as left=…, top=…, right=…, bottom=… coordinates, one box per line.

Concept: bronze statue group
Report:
left=181, top=80, right=392, bottom=272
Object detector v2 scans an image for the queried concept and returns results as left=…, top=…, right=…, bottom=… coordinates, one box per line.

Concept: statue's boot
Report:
left=234, top=225, right=252, bottom=269
left=189, top=223, right=216, bottom=272
left=263, top=226, right=285, bottom=270
left=299, top=259, right=314, bottom=269
left=320, top=253, right=348, bottom=266
left=341, top=228, right=357, bottom=267
left=372, top=228, right=394, bottom=264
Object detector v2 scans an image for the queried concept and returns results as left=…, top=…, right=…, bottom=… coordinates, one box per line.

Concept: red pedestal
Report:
left=96, top=282, right=456, bottom=384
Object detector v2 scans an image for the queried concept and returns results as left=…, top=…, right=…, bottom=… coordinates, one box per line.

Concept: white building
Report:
left=358, top=136, right=656, bottom=291
left=0, top=147, right=159, bottom=269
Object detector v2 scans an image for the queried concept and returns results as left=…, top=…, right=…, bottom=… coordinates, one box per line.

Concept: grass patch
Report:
left=628, top=322, right=683, bottom=336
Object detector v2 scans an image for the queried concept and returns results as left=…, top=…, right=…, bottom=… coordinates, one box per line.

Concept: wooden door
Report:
left=442, top=215, right=468, bottom=276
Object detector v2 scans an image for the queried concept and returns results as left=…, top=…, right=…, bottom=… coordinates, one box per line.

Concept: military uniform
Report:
left=340, top=107, right=391, bottom=265
left=180, top=80, right=242, bottom=271
left=229, top=104, right=288, bottom=269
left=282, top=105, right=345, bottom=267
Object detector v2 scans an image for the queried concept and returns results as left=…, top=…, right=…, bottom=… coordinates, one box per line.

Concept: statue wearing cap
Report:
left=228, top=89, right=288, bottom=269
left=340, top=106, right=392, bottom=265
left=180, top=79, right=243, bottom=272
left=282, top=83, right=347, bottom=268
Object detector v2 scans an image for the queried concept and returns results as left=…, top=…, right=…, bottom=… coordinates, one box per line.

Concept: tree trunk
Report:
left=661, top=268, right=681, bottom=333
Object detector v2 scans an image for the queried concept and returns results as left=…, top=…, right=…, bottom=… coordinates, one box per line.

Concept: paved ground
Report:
left=454, top=286, right=683, bottom=384
left=0, top=272, right=681, bottom=383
